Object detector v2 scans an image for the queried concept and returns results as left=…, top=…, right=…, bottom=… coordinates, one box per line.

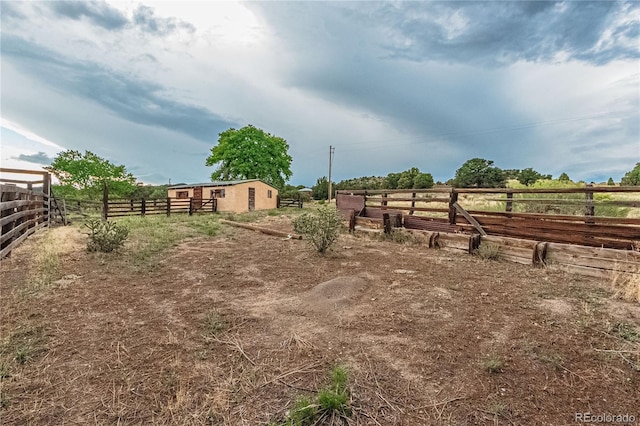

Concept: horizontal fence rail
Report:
left=337, top=186, right=640, bottom=250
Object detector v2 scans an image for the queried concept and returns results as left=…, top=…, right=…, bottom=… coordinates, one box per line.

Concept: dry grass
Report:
left=611, top=265, right=640, bottom=304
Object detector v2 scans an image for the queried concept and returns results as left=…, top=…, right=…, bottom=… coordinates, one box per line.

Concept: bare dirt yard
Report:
left=1, top=214, right=639, bottom=425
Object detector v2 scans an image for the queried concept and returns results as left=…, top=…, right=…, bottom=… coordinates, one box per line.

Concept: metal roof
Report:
left=168, top=179, right=270, bottom=189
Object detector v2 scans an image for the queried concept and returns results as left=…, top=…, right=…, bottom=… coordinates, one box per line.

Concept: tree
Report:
left=413, top=172, right=434, bottom=189
left=312, top=176, right=334, bottom=200
left=205, top=125, right=292, bottom=189
left=517, top=168, right=545, bottom=186
left=607, top=177, right=615, bottom=186
left=558, top=172, right=571, bottom=182
left=45, top=150, right=136, bottom=199
left=621, top=163, right=640, bottom=186
left=453, top=158, right=506, bottom=188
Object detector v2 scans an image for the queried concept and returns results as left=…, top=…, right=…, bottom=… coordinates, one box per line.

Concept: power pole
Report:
left=328, top=145, right=335, bottom=202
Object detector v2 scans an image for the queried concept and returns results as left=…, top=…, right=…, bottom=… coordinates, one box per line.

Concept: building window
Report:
left=268, top=190, right=273, bottom=199
left=212, top=189, right=225, bottom=198
left=176, top=191, right=189, bottom=199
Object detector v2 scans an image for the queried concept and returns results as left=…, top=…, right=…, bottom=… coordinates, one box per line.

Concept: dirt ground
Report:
left=1, top=216, right=639, bottom=425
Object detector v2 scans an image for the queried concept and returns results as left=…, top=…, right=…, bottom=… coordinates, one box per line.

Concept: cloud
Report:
left=347, top=1, right=639, bottom=66
left=13, top=152, right=53, bottom=165
left=132, top=5, right=196, bottom=35
left=48, top=0, right=128, bottom=31
left=1, top=35, right=236, bottom=142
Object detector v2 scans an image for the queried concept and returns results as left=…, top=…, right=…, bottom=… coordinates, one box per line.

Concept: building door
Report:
left=248, top=188, right=255, bottom=211
left=193, top=186, right=203, bottom=209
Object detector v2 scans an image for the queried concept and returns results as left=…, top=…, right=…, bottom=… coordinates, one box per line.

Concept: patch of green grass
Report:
left=482, top=355, right=504, bottom=374
left=203, top=309, right=226, bottom=339
left=611, top=322, right=639, bottom=342
left=0, top=359, right=11, bottom=379
left=285, top=396, right=317, bottom=426
left=485, top=399, right=509, bottom=418
left=0, top=325, right=47, bottom=367
left=273, top=365, right=351, bottom=426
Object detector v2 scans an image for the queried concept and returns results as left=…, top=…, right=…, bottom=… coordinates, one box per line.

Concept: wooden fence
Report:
left=337, top=186, right=640, bottom=250
left=0, top=168, right=51, bottom=259
left=103, top=197, right=216, bottom=218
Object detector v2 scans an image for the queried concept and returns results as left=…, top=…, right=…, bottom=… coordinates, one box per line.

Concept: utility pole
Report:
left=328, top=145, right=335, bottom=202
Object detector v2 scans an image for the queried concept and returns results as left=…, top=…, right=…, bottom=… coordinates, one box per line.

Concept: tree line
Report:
left=43, top=125, right=640, bottom=201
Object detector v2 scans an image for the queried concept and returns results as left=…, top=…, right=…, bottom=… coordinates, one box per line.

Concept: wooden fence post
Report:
left=394, top=213, right=402, bottom=228
left=349, top=209, right=356, bottom=233
left=585, top=184, right=595, bottom=222
left=141, top=198, right=146, bottom=216
left=1, top=190, right=16, bottom=257
left=189, top=198, right=193, bottom=216
left=448, top=190, right=458, bottom=225
left=43, top=172, right=50, bottom=226
left=409, top=192, right=416, bottom=215
left=166, top=198, right=171, bottom=217
left=383, top=213, right=391, bottom=234
left=381, top=193, right=387, bottom=209
left=506, top=191, right=513, bottom=217
left=102, top=182, right=108, bottom=221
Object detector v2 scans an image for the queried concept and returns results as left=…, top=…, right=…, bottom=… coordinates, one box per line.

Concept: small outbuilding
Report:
left=167, top=179, right=278, bottom=213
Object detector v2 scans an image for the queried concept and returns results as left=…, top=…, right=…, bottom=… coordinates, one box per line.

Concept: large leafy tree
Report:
left=621, top=163, right=640, bottom=186
left=205, top=125, right=293, bottom=188
left=517, top=168, right=551, bottom=186
left=45, top=150, right=136, bottom=199
left=453, top=158, right=506, bottom=188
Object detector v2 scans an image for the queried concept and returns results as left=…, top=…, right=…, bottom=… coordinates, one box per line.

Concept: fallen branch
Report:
left=220, top=219, right=302, bottom=239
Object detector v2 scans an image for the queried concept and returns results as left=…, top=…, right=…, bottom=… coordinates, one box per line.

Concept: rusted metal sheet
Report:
left=336, top=194, right=365, bottom=217
left=404, top=215, right=461, bottom=233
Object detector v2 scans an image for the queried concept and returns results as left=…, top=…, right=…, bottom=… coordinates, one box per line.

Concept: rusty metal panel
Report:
left=336, top=194, right=365, bottom=217
left=404, top=215, right=462, bottom=233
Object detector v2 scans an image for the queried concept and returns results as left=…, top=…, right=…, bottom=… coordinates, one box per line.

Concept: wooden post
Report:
left=1, top=190, right=16, bottom=257
left=410, top=192, right=416, bottom=215
left=189, top=198, right=193, bottom=216
left=166, top=197, right=171, bottom=217
left=506, top=191, right=513, bottom=217
left=277, top=194, right=281, bottom=208
left=141, top=198, right=146, bottom=216
left=448, top=190, right=458, bottom=225
left=130, top=199, right=134, bottom=211
left=102, top=182, right=108, bottom=221
left=383, top=213, right=391, bottom=235
left=42, top=172, right=50, bottom=226
left=349, top=209, right=356, bottom=233
left=381, top=193, right=387, bottom=209
left=585, top=184, right=595, bottom=222
left=394, top=213, right=402, bottom=228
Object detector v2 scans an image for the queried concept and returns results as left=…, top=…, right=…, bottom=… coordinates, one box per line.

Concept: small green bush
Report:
left=85, top=219, right=129, bottom=252
left=477, top=243, right=501, bottom=260
left=293, top=206, right=342, bottom=254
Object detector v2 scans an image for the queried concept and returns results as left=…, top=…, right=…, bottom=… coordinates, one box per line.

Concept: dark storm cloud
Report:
left=132, top=5, right=196, bottom=35
left=1, top=35, right=235, bottom=142
left=14, top=152, right=53, bottom=165
left=48, top=1, right=129, bottom=31
left=251, top=2, right=538, bottom=165
left=368, top=1, right=639, bottom=65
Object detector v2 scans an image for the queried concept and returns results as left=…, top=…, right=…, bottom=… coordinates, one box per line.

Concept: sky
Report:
left=1, top=1, right=639, bottom=186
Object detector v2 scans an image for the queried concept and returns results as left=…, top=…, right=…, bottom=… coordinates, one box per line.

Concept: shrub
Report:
left=84, top=219, right=129, bottom=252
left=477, top=243, right=501, bottom=260
left=293, top=206, right=342, bottom=254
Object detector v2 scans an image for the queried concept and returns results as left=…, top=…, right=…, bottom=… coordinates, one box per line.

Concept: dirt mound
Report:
left=301, top=275, right=369, bottom=313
